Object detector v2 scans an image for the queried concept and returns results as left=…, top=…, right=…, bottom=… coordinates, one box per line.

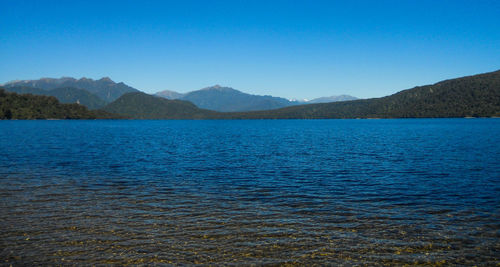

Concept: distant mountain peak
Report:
left=202, top=84, right=222, bottom=89
left=98, top=77, right=114, bottom=83
left=4, top=79, right=29, bottom=85
left=155, top=89, right=184, bottom=100
left=307, top=95, right=358, bottom=104
left=59, top=77, right=76, bottom=81
left=78, top=77, right=93, bottom=82
left=3, top=76, right=139, bottom=103
left=201, top=85, right=237, bottom=92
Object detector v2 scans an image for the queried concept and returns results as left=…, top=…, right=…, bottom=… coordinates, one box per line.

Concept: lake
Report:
left=0, top=119, right=499, bottom=265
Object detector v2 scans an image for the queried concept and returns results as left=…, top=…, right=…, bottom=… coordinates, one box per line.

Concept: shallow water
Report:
left=0, top=119, right=499, bottom=265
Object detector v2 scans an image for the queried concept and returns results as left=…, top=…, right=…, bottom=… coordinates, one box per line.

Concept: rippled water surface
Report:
left=1, top=119, right=499, bottom=265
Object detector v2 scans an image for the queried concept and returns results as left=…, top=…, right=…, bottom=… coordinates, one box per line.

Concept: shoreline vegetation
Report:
left=1, top=70, right=499, bottom=120
left=0, top=90, right=122, bottom=120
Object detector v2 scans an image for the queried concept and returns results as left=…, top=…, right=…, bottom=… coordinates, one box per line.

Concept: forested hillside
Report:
left=0, top=89, right=120, bottom=119
left=4, top=86, right=106, bottom=109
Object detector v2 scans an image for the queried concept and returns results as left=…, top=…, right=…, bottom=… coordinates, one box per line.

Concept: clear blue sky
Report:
left=1, top=0, right=499, bottom=99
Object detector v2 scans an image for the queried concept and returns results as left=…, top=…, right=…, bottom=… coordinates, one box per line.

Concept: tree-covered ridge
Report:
left=4, top=86, right=107, bottom=110
left=0, top=89, right=121, bottom=119
left=103, top=92, right=219, bottom=119
left=227, top=70, right=500, bottom=119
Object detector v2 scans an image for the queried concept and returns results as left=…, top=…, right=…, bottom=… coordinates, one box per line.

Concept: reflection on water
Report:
left=0, top=119, right=499, bottom=265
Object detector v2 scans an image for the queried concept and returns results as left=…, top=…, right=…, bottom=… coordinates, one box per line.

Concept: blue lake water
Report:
left=0, top=119, right=499, bottom=265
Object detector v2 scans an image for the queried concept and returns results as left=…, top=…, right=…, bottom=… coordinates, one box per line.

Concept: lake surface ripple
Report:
left=0, top=119, right=499, bottom=265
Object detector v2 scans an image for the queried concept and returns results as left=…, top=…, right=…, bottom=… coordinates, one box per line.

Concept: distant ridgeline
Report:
left=231, top=70, right=500, bottom=119
left=154, top=85, right=358, bottom=112
left=0, top=89, right=120, bottom=119
left=104, top=70, right=500, bottom=119
left=1, top=70, right=499, bottom=119
left=2, top=77, right=357, bottom=112
left=3, top=77, right=139, bottom=109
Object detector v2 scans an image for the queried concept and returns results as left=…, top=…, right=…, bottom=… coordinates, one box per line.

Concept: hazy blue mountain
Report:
left=155, top=86, right=357, bottom=111
left=105, top=70, right=500, bottom=119
left=3, top=77, right=139, bottom=103
left=4, top=86, right=106, bottom=110
left=178, top=85, right=292, bottom=112
left=307, top=95, right=358, bottom=103
left=3, top=77, right=76, bottom=90
left=154, top=90, right=185, bottom=99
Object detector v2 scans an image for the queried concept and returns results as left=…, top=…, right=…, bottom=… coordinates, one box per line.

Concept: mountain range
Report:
left=3, top=77, right=138, bottom=103
left=2, top=70, right=499, bottom=120
left=154, top=85, right=357, bottom=112
left=101, top=70, right=500, bottom=119
left=3, top=78, right=357, bottom=112
left=155, top=85, right=292, bottom=112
